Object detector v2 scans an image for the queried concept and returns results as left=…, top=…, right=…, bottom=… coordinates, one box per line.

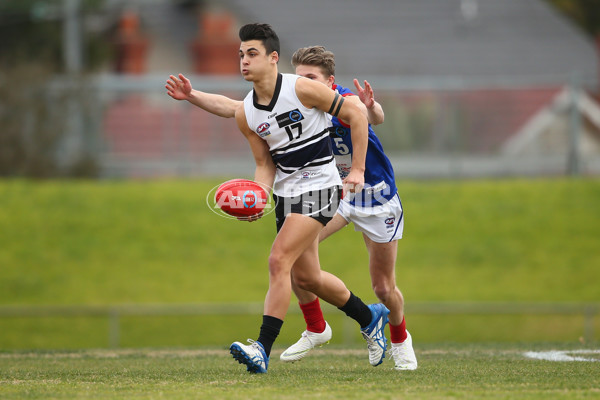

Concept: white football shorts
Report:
left=336, top=193, right=404, bottom=243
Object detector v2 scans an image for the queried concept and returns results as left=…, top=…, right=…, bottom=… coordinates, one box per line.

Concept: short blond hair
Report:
left=291, top=46, right=335, bottom=77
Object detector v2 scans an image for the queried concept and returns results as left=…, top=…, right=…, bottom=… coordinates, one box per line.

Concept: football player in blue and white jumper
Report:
left=279, top=46, right=417, bottom=371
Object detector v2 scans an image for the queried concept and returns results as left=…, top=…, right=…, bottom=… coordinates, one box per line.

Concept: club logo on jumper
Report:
left=257, top=122, right=271, bottom=137
left=331, top=126, right=348, bottom=137
left=276, top=109, right=304, bottom=127
left=385, top=217, right=395, bottom=226
left=336, top=165, right=351, bottom=179
left=300, top=171, right=321, bottom=180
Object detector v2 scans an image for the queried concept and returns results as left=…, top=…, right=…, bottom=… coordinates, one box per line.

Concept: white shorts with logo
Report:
left=336, top=193, right=404, bottom=243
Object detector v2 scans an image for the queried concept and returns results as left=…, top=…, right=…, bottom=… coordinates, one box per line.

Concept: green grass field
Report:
left=0, top=178, right=599, bottom=349
left=1, top=344, right=599, bottom=399
left=2, top=178, right=598, bottom=304
left=0, top=178, right=599, bottom=399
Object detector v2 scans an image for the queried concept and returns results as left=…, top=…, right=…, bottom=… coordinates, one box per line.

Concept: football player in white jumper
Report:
left=168, top=23, right=390, bottom=374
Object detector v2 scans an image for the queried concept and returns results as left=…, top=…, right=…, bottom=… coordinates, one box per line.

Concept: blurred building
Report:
left=502, top=88, right=600, bottom=157
left=92, top=0, right=600, bottom=177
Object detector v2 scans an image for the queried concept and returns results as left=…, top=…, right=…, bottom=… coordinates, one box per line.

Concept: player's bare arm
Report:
left=353, top=79, right=384, bottom=125
left=332, top=94, right=383, bottom=126
left=338, top=95, right=368, bottom=119
left=234, top=105, right=276, bottom=194
left=295, top=77, right=368, bottom=193
left=166, top=73, right=241, bottom=118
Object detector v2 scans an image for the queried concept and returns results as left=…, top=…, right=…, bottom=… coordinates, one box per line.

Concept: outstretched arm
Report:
left=353, top=79, right=384, bottom=125
left=166, top=73, right=242, bottom=118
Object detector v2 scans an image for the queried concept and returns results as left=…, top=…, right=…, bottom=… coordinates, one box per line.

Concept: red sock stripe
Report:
left=389, top=317, right=407, bottom=343
left=299, top=298, right=326, bottom=333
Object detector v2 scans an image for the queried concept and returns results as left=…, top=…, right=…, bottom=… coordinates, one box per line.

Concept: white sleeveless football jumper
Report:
left=243, top=73, right=342, bottom=197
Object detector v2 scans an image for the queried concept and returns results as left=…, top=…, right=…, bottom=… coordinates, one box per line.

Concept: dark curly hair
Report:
left=239, top=23, right=280, bottom=56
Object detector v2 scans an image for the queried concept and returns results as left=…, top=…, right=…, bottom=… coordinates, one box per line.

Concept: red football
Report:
left=215, top=179, right=268, bottom=218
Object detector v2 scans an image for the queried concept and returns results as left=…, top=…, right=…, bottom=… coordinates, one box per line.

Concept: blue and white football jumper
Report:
left=243, top=74, right=342, bottom=197
left=329, top=83, right=397, bottom=208
left=329, top=83, right=403, bottom=242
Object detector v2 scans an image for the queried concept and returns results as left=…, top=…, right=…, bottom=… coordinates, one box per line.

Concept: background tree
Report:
left=545, top=0, right=600, bottom=37
left=0, top=1, right=109, bottom=177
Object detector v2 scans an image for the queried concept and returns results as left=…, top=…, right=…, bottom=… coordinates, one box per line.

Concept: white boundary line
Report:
left=523, top=350, right=600, bottom=362
left=2, top=348, right=599, bottom=362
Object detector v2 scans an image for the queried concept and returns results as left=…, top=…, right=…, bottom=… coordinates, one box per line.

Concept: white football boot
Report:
left=361, top=303, right=390, bottom=366
left=391, top=330, right=418, bottom=370
left=230, top=339, right=269, bottom=373
left=280, top=322, right=332, bottom=362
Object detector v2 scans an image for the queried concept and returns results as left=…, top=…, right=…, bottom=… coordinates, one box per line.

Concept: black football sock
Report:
left=338, top=292, right=373, bottom=329
left=257, top=315, right=283, bottom=357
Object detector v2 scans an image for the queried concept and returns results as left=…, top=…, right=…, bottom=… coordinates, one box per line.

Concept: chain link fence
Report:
left=6, top=73, right=600, bottom=179
left=94, top=74, right=600, bottom=179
